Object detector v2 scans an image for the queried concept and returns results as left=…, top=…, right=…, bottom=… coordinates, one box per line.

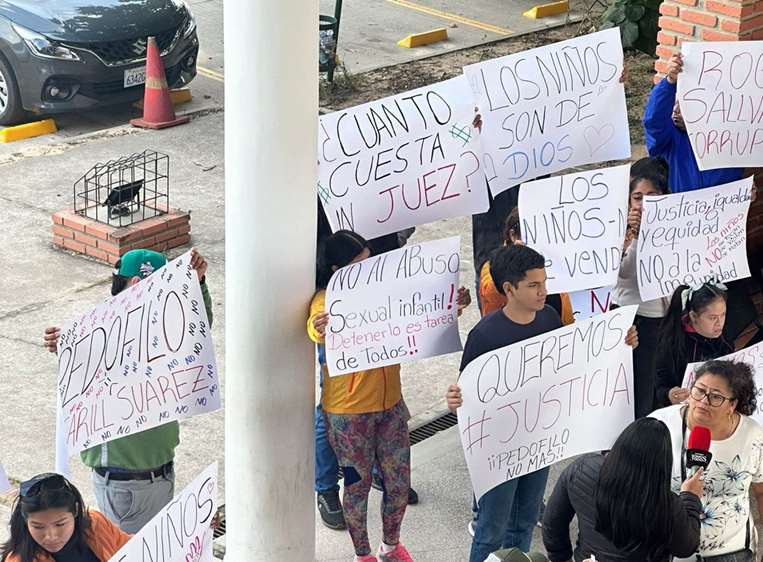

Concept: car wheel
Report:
left=0, top=56, right=26, bottom=126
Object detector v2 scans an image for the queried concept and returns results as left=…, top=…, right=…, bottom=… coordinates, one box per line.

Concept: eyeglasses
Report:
left=19, top=473, right=68, bottom=498
left=690, top=385, right=734, bottom=407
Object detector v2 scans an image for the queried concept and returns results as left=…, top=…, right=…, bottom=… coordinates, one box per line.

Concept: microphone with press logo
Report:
left=686, top=425, right=712, bottom=476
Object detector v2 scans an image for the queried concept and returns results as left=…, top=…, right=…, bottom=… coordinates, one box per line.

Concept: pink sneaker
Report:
left=377, top=543, right=414, bottom=562
left=355, top=556, right=378, bottom=562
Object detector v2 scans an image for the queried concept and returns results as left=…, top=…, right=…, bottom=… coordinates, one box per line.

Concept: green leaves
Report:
left=600, top=0, right=661, bottom=55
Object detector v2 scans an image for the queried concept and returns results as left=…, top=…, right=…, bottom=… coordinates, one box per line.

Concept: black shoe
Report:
left=370, top=476, right=419, bottom=506
left=407, top=487, right=419, bottom=505
left=317, top=491, right=346, bottom=530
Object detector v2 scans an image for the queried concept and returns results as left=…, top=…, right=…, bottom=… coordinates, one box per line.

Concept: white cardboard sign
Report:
left=109, top=463, right=217, bottom=562
left=56, top=251, right=220, bottom=455
left=458, top=306, right=637, bottom=501
left=569, top=287, right=613, bottom=321
left=678, top=41, right=763, bottom=170
left=318, top=76, right=489, bottom=239
left=637, top=176, right=753, bottom=301
left=325, top=237, right=463, bottom=376
left=0, top=463, right=11, bottom=493
left=463, top=29, right=630, bottom=195
left=519, top=165, right=629, bottom=293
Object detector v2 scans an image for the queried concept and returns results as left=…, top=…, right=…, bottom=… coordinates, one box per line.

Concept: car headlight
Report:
left=12, top=24, right=80, bottom=61
left=182, top=13, right=197, bottom=38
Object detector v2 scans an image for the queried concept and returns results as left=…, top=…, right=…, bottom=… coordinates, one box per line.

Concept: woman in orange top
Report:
left=1, top=473, right=131, bottom=562
left=479, top=206, right=574, bottom=325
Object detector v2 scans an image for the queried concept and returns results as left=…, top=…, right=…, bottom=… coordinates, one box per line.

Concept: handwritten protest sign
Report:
left=678, top=41, right=763, bottom=171
left=569, top=287, right=613, bottom=321
left=458, top=306, right=637, bottom=501
left=318, top=76, right=489, bottom=239
left=56, top=251, right=220, bottom=455
left=681, top=341, right=763, bottom=424
left=325, top=237, right=462, bottom=376
left=0, top=463, right=10, bottom=493
left=109, top=463, right=217, bottom=562
left=519, top=165, right=629, bottom=293
left=463, top=29, right=630, bottom=195
left=637, top=176, right=753, bottom=301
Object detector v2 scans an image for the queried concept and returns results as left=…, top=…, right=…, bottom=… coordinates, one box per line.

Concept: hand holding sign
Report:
left=457, top=306, right=638, bottom=501
left=56, top=250, right=220, bottom=456
left=678, top=42, right=763, bottom=170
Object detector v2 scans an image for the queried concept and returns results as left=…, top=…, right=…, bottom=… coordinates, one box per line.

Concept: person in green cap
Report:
left=42, top=247, right=214, bottom=533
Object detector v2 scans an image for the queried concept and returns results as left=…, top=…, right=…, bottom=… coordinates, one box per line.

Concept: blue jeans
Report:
left=315, top=404, right=340, bottom=493
left=469, top=467, right=549, bottom=562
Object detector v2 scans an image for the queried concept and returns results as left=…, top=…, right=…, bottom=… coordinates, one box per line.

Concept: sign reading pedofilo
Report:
left=56, top=251, right=220, bottom=455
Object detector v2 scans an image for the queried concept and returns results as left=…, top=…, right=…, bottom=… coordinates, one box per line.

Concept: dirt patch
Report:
left=320, top=24, right=656, bottom=146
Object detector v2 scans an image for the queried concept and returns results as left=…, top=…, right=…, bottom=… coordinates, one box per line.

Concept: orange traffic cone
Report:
left=130, top=36, right=189, bottom=130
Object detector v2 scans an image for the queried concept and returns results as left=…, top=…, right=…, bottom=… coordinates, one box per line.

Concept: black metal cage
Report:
left=73, top=150, right=170, bottom=227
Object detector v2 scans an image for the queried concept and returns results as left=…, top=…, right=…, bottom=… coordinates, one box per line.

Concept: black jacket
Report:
left=654, top=328, right=733, bottom=408
left=542, top=453, right=702, bottom=562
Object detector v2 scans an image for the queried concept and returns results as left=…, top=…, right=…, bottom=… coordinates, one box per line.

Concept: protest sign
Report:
left=325, top=236, right=462, bottom=376
left=463, top=29, right=630, bottom=195
left=109, top=463, right=217, bottom=562
left=681, top=341, right=763, bottom=424
left=519, top=165, right=629, bottom=293
left=637, top=176, right=753, bottom=301
left=458, top=306, right=637, bottom=501
left=0, top=463, right=11, bottom=493
left=678, top=41, right=763, bottom=171
left=318, top=76, right=489, bottom=239
left=56, top=251, right=220, bottom=455
left=569, top=287, right=613, bottom=321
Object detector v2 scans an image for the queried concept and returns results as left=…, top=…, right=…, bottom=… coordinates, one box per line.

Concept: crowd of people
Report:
left=1, top=41, right=762, bottom=562
left=308, top=50, right=763, bottom=562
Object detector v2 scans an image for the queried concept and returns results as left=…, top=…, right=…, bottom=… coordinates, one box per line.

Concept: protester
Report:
left=651, top=360, right=763, bottom=561
left=309, top=230, right=470, bottom=561
left=314, top=202, right=419, bottom=531
left=654, top=280, right=733, bottom=408
left=643, top=53, right=743, bottom=192
left=479, top=207, right=574, bottom=324
left=612, top=157, right=671, bottom=418
left=42, top=248, right=214, bottom=533
left=0, top=473, right=131, bottom=562
left=542, top=417, right=703, bottom=562
left=446, top=244, right=638, bottom=562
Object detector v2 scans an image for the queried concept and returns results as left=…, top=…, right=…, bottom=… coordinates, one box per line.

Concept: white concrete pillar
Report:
left=224, top=0, right=317, bottom=559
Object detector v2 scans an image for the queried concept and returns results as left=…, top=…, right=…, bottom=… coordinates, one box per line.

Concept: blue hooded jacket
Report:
left=643, top=78, right=743, bottom=192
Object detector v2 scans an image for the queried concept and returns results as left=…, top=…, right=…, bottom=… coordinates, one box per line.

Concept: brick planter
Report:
left=52, top=209, right=191, bottom=265
left=655, top=0, right=763, bottom=81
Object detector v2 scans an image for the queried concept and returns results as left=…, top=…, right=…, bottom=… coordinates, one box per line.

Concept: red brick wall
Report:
left=654, top=0, right=763, bottom=81
left=52, top=210, right=191, bottom=265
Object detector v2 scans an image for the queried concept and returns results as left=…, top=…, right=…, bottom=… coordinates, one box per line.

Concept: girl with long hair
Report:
left=542, top=418, right=703, bottom=561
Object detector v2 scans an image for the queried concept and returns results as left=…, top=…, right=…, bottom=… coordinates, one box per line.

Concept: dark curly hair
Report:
left=695, top=360, right=757, bottom=416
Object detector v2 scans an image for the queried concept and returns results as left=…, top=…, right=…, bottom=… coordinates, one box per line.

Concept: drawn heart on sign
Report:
left=583, top=124, right=615, bottom=157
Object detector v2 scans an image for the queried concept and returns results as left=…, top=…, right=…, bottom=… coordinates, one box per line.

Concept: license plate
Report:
left=124, top=66, right=146, bottom=88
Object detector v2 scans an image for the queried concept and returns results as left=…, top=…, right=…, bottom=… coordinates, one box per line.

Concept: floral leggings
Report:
left=324, top=400, right=411, bottom=556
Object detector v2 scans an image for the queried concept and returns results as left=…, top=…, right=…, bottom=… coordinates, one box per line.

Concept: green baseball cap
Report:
left=118, top=249, right=167, bottom=279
